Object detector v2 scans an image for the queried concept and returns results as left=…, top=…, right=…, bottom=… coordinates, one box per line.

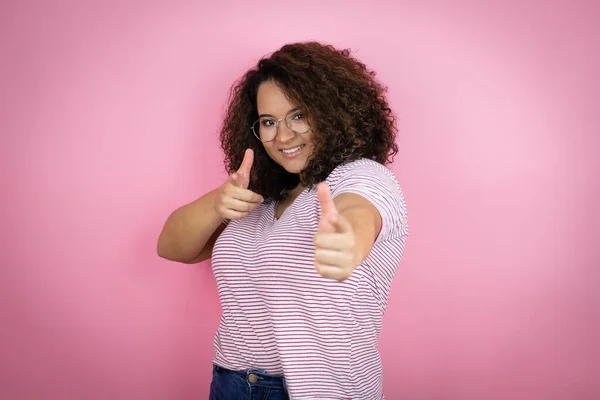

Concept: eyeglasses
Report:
left=250, top=109, right=310, bottom=143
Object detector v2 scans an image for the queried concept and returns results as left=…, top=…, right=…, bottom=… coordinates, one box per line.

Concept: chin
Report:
left=283, top=167, right=303, bottom=174
left=278, top=156, right=310, bottom=174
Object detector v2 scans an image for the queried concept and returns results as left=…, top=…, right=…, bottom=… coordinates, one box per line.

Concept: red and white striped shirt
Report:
left=211, top=158, right=408, bottom=399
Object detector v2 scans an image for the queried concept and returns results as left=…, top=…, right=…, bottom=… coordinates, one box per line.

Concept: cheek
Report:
left=263, top=144, right=278, bottom=159
left=305, top=134, right=316, bottom=152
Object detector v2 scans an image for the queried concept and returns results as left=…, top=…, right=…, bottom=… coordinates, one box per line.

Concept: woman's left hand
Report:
left=313, top=183, right=359, bottom=281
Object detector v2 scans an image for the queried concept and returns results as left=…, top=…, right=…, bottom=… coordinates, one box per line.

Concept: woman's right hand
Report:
left=213, top=149, right=264, bottom=220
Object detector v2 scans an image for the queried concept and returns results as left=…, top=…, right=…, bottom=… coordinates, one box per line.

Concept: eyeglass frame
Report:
left=250, top=108, right=311, bottom=143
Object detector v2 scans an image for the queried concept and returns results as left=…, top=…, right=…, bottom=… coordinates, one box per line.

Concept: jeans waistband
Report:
left=213, top=364, right=287, bottom=389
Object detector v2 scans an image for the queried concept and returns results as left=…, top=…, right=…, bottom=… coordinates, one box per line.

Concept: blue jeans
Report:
left=209, top=364, right=290, bottom=400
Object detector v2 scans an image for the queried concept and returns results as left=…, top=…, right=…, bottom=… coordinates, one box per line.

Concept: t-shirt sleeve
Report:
left=329, top=160, right=408, bottom=244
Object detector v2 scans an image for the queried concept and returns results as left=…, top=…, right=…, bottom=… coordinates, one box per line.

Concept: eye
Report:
left=291, top=112, right=304, bottom=120
left=261, top=119, right=276, bottom=127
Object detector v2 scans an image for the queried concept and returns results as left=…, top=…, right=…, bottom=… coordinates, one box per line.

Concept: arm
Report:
left=334, top=192, right=382, bottom=267
left=314, top=161, right=406, bottom=281
left=157, top=188, right=224, bottom=264
left=313, top=184, right=382, bottom=281
left=157, top=149, right=263, bottom=264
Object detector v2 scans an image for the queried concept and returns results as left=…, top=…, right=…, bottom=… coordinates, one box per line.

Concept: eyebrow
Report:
left=258, top=107, right=300, bottom=119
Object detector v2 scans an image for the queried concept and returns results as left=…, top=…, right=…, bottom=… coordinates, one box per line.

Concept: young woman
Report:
left=158, top=41, right=408, bottom=400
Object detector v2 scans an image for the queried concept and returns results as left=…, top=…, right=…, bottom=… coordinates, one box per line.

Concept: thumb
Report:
left=317, top=182, right=338, bottom=232
left=329, top=212, right=353, bottom=234
left=317, top=182, right=337, bottom=217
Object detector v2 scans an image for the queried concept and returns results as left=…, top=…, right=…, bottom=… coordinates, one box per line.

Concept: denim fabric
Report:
left=209, top=364, right=290, bottom=400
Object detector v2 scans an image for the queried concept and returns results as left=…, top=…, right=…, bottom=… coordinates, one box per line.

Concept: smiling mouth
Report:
left=281, top=144, right=305, bottom=154
left=280, top=144, right=305, bottom=158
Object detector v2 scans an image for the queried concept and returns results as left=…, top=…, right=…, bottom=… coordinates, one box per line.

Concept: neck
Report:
left=289, top=184, right=304, bottom=198
left=282, top=184, right=304, bottom=202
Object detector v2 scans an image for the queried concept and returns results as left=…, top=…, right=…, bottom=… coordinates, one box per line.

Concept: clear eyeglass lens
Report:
left=252, top=112, right=310, bottom=142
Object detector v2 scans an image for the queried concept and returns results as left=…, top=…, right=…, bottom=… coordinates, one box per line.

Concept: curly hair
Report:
left=219, top=41, right=398, bottom=202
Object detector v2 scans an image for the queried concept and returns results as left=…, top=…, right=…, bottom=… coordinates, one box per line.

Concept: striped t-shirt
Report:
left=210, top=158, right=408, bottom=399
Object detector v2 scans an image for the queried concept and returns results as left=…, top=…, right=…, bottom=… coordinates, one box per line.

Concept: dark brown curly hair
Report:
left=219, top=41, right=398, bottom=202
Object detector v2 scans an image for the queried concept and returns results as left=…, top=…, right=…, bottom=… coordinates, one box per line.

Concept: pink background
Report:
left=1, top=0, right=598, bottom=399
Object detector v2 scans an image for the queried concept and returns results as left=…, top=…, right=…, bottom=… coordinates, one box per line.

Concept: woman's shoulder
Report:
left=325, top=158, right=398, bottom=185
left=322, top=157, right=408, bottom=240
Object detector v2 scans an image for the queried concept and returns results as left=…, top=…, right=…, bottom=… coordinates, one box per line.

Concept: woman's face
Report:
left=255, top=80, right=314, bottom=175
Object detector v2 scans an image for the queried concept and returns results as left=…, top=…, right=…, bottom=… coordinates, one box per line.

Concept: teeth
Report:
left=282, top=145, right=304, bottom=154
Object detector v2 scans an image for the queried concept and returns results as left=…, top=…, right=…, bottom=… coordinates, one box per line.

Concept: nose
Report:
left=275, top=119, right=296, bottom=143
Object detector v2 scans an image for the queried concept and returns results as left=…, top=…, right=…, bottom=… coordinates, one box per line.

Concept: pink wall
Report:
left=1, top=0, right=598, bottom=399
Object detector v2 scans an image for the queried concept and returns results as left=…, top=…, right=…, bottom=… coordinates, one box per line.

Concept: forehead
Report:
left=256, top=81, right=296, bottom=114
